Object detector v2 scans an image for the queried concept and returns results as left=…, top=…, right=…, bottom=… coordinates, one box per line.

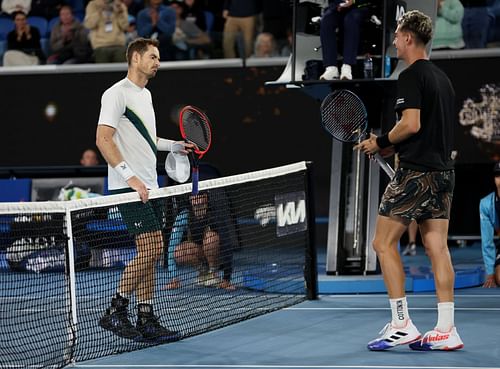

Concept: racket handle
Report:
left=373, top=153, right=395, bottom=179
left=192, top=167, right=199, bottom=195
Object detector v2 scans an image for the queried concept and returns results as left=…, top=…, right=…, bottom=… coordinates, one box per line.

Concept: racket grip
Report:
left=373, top=153, right=395, bottom=179
left=192, top=167, right=199, bottom=195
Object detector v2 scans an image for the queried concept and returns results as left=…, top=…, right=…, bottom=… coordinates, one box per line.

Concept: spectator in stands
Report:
left=433, top=0, right=465, bottom=50
left=460, top=0, right=493, bottom=48
left=47, top=5, right=91, bottom=64
left=125, top=14, right=138, bottom=45
left=487, top=0, right=500, bottom=46
left=164, top=191, right=235, bottom=291
left=170, top=0, right=210, bottom=60
left=262, top=0, right=292, bottom=53
left=84, top=0, right=129, bottom=63
left=480, top=161, right=500, bottom=288
left=80, top=148, right=99, bottom=166
left=30, top=0, right=65, bottom=20
left=1, top=0, right=30, bottom=16
left=222, top=0, right=262, bottom=59
left=3, top=11, right=45, bottom=66
left=250, top=31, right=279, bottom=58
left=182, top=0, right=207, bottom=31
left=136, top=0, right=176, bottom=61
left=122, top=0, right=143, bottom=17
left=319, top=0, right=370, bottom=80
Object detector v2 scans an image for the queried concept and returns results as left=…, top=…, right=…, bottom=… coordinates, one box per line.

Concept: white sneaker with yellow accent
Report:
left=409, top=327, right=464, bottom=351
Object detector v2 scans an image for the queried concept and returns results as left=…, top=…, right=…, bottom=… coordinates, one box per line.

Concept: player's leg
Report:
left=199, top=229, right=221, bottom=287
left=367, top=215, right=421, bottom=351
left=402, top=220, right=418, bottom=256
left=409, top=218, right=463, bottom=351
left=134, top=231, right=180, bottom=342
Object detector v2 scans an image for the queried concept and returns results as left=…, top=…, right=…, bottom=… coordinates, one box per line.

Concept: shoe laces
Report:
left=115, top=309, right=136, bottom=328
left=378, top=322, right=392, bottom=337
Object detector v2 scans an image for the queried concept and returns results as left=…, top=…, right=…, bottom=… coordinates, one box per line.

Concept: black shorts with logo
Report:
left=379, top=168, right=455, bottom=223
left=109, top=189, right=165, bottom=235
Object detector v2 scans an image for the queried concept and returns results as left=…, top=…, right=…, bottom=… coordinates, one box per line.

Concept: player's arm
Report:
left=386, top=108, right=420, bottom=145
left=96, top=125, right=149, bottom=203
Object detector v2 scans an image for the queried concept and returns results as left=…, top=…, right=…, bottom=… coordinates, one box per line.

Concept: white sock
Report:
left=390, top=297, right=410, bottom=328
left=436, top=302, right=454, bottom=332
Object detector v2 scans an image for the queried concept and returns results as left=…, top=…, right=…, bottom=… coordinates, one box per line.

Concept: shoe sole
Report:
left=135, top=333, right=182, bottom=344
left=368, top=335, right=421, bottom=351
left=410, top=343, right=464, bottom=351
left=99, top=322, right=142, bottom=340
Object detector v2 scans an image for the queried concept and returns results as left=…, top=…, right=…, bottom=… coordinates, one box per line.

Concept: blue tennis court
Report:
left=75, top=287, right=500, bottom=369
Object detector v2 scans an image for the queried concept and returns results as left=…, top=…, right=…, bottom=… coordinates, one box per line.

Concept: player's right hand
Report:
left=127, top=176, right=149, bottom=203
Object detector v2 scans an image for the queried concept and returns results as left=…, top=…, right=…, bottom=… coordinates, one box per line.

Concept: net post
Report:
left=304, top=161, right=318, bottom=300
left=64, top=207, right=78, bottom=365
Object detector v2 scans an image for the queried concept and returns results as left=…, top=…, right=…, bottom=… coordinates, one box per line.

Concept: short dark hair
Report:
left=397, top=10, right=433, bottom=46
left=12, top=10, right=27, bottom=20
left=126, top=38, right=160, bottom=65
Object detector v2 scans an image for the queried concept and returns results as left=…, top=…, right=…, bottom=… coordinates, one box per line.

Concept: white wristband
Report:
left=157, top=138, right=175, bottom=152
left=114, top=161, right=135, bottom=181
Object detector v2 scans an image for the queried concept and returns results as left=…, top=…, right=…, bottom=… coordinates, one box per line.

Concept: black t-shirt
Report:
left=394, top=59, right=456, bottom=171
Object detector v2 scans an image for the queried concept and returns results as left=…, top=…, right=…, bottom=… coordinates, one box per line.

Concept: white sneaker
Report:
left=402, top=243, right=417, bottom=256
left=367, top=320, right=421, bottom=351
left=409, top=327, right=464, bottom=351
left=340, top=64, right=352, bottom=80
left=197, top=271, right=221, bottom=287
left=320, top=66, right=339, bottom=80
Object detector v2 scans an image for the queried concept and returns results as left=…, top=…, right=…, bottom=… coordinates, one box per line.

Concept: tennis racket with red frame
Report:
left=179, top=105, right=212, bottom=195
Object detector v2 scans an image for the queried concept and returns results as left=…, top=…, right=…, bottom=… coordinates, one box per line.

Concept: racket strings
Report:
left=181, top=110, right=211, bottom=152
left=321, top=91, right=367, bottom=142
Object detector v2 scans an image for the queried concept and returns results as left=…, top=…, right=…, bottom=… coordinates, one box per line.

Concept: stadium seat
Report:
left=27, top=16, right=49, bottom=38
left=48, top=16, right=60, bottom=33
left=0, top=18, right=14, bottom=40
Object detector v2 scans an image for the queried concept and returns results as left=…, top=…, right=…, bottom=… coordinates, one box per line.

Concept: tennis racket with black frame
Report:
left=179, top=105, right=212, bottom=195
left=320, top=89, right=395, bottom=179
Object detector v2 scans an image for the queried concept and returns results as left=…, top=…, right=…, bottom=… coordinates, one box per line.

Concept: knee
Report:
left=203, top=231, right=220, bottom=252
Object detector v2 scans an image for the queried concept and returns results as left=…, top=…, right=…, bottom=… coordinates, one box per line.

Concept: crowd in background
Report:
left=0, top=0, right=499, bottom=66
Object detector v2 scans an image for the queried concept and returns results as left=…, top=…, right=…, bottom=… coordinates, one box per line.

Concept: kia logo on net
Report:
left=275, top=191, right=307, bottom=237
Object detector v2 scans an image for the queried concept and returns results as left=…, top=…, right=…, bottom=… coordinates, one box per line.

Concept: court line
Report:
left=285, top=307, right=500, bottom=311
left=74, top=365, right=500, bottom=369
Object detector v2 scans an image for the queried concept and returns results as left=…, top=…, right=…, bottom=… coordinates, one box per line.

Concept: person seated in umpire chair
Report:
left=319, top=0, right=371, bottom=80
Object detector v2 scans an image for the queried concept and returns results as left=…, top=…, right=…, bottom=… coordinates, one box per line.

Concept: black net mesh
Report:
left=320, top=90, right=367, bottom=143
left=0, top=163, right=315, bottom=369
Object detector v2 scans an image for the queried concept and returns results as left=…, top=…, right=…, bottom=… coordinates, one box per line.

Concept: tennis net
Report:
left=0, top=161, right=317, bottom=369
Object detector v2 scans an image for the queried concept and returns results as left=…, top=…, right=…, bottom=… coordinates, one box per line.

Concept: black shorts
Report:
left=110, top=189, right=165, bottom=236
left=379, top=168, right=455, bottom=223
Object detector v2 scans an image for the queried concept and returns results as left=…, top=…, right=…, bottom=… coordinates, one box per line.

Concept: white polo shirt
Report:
left=98, top=78, right=158, bottom=190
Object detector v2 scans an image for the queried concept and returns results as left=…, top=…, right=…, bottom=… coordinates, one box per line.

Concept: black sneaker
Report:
left=99, top=295, right=142, bottom=340
left=136, top=303, right=181, bottom=343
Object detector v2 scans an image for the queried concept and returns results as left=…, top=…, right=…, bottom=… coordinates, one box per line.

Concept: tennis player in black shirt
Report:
left=355, top=10, right=463, bottom=351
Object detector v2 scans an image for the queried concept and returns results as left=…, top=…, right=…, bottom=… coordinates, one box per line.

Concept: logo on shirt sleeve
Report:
left=396, top=98, right=405, bottom=105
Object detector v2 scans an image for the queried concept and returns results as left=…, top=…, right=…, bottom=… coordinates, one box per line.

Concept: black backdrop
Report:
left=0, top=57, right=498, bottom=235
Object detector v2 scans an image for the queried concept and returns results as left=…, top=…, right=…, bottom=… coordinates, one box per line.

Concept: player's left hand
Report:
left=354, top=133, right=380, bottom=155
left=172, top=141, right=197, bottom=155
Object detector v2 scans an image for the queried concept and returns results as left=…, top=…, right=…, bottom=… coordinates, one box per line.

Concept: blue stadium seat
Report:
left=0, top=18, right=14, bottom=40
left=27, top=16, right=49, bottom=38
left=48, top=16, right=60, bottom=33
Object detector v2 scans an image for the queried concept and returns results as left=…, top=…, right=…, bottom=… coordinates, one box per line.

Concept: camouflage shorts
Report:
left=379, top=168, right=455, bottom=223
